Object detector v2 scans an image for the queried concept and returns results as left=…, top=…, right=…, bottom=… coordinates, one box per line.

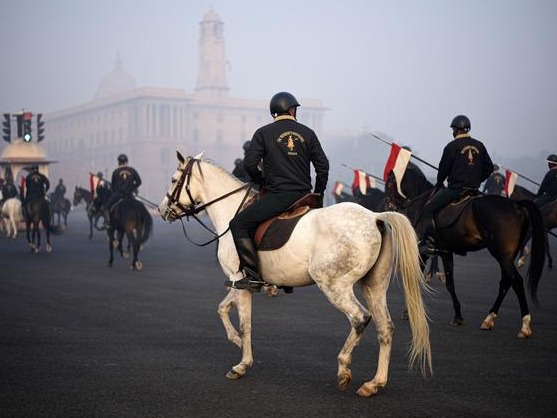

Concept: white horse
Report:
left=159, top=152, right=432, bottom=397
left=1, top=197, right=23, bottom=239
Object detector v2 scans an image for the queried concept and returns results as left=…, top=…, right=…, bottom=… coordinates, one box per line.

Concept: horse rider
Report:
left=419, top=115, right=493, bottom=257
left=100, top=154, right=142, bottom=228
left=0, top=177, right=19, bottom=210
left=534, top=154, right=557, bottom=207
left=232, top=141, right=253, bottom=183
left=482, top=164, right=506, bottom=196
left=226, top=91, right=330, bottom=291
left=52, top=178, right=67, bottom=204
left=24, top=165, right=51, bottom=213
left=92, top=172, right=111, bottom=228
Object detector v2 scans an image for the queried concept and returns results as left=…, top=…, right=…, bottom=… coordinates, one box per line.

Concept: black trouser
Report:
left=229, top=190, right=308, bottom=240
left=420, top=187, right=463, bottom=238
left=229, top=190, right=307, bottom=274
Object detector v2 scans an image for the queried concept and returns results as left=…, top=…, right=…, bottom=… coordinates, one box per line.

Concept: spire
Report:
left=195, top=9, right=229, bottom=98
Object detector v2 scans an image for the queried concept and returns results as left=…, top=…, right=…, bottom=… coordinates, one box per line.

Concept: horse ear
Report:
left=176, top=151, right=185, bottom=164
left=193, top=150, right=205, bottom=160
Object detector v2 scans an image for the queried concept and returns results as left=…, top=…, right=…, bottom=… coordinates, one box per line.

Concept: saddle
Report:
left=434, top=190, right=482, bottom=229
left=253, top=193, right=321, bottom=251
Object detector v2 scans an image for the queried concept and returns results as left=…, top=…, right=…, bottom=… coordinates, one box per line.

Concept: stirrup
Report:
left=224, top=277, right=264, bottom=291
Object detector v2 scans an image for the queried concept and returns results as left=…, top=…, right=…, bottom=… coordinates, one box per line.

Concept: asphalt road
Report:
left=1, top=208, right=556, bottom=418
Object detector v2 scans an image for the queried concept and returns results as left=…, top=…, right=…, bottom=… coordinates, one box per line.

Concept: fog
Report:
left=1, top=0, right=556, bottom=188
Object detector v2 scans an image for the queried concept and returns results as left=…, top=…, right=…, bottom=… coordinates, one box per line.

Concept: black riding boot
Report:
left=225, top=238, right=265, bottom=291
left=419, top=220, right=438, bottom=258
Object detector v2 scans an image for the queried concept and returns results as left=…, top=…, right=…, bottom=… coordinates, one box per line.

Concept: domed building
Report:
left=94, top=53, right=137, bottom=100
left=39, top=9, right=326, bottom=202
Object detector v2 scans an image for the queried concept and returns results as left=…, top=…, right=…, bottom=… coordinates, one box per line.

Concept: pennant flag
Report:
left=353, top=169, right=372, bottom=195
left=383, top=143, right=412, bottom=197
left=332, top=181, right=344, bottom=197
left=504, top=170, right=518, bottom=197
left=89, top=173, right=103, bottom=198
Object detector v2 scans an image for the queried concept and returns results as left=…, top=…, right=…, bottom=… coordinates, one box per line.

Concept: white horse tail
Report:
left=376, top=211, right=433, bottom=376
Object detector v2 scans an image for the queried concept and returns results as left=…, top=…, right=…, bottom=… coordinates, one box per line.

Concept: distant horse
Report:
left=356, top=188, right=386, bottom=212
left=158, top=152, right=432, bottom=397
left=1, top=197, right=23, bottom=239
left=24, top=197, right=53, bottom=253
left=509, top=185, right=556, bottom=270
left=107, top=197, right=153, bottom=270
left=385, top=169, right=545, bottom=338
left=73, top=186, right=106, bottom=239
left=49, top=193, right=71, bottom=227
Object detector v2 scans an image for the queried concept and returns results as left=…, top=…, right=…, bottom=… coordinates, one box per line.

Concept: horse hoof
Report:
left=123, top=251, right=130, bottom=259
left=338, top=371, right=351, bottom=391
left=130, top=261, right=143, bottom=271
left=46, top=245, right=52, bottom=253
left=225, top=368, right=244, bottom=380
left=517, top=330, right=531, bottom=339
left=450, top=317, right=464, bottom=326
left=356, top=382, right=381, bottom=397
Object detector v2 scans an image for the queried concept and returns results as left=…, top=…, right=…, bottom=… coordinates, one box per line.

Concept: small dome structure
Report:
left=94, top=53, right=137, bottom=99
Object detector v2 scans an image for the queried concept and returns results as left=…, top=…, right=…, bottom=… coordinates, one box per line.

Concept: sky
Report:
left=1, top=0, right=556, bottom=183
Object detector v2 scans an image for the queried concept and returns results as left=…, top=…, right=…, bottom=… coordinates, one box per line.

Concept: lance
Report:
left=89, top=172, right=159, bottom=209
left=370, top=132, right=439, bottom=171
left=499, top=166, right=541, bottom=187
left=341, top=163, right=385, bottom=184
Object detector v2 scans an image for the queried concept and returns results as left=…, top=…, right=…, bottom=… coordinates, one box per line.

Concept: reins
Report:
left=165, top=158, right=254, bottom=247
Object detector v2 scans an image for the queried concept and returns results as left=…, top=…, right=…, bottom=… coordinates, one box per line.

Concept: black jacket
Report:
left=437, top=134, right=493, bottom=189
left=537, top=167, right=557, bottom=197
left=111, top=166, right=141, bottom=196
left=244, top=115, right=329, bottom=194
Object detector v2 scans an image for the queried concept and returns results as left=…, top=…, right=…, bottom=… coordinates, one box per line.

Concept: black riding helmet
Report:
left=242, top=141, right=250, bottom=152
left=547, top=154, right=557, bottom=165
left=118, top=154, right=128, bottom=164
left=270, top=92, right=300, bottom=117
left=450, top=115, right=471, bottom=132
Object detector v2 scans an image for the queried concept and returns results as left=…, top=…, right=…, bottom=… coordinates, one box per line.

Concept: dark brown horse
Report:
left=509, top=184, right=557, bottom=270
left=24, top=197, right=53, bottom=253
left=385, top=169, right=545, bottom=338
left=107, top=197, right=153, bottom=270
left=73, top=186, right=107, bottom=239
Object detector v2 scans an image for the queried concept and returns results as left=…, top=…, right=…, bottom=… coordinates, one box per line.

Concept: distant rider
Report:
left=24, top=165, right=50, bottom=214
left=534, top=154, right=557, bottom=207
left=482, top=164, right=505, bottom=196
left=101, top=154, right=142, bottom=228
left=1, top=178, right=19, bottom=209
left=419, top=115, right=493, bottom=257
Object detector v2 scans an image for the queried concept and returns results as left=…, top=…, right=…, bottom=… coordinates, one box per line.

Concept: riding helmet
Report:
left=30, top=164, right=39, bottom=171
left=493, top=164, right=500, bottom=171
left=450, top=115, right=471, bottom=132
left=269, top=92, right=300, bottom=117
left=242, top=141, right=251, bottom=152
left=97, top=171, right=103, bottom=178
left=117, top=154, right=128, bottom=164
left=547, top=154, right=557, bottom=164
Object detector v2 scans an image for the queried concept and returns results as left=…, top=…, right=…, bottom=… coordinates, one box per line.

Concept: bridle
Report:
left=162, top=157, right=254, bottom=246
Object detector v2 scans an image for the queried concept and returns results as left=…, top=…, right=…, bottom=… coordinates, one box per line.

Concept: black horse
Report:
left=510, top=184, right=557, bottom=270
left=49, top=193, right=71, bottom=227
left=356, top=188, right=386, bottom=212
left=107, top=197, right=153, bottom=270
left=24, top=197, right=53, bottom=253
left=384, top=169, right=545, bottom=338
left=73, top=186, right=108, bottom=239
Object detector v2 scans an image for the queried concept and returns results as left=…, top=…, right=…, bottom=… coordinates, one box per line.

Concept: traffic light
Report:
left=23, top=111, right=32, bottom=142
left=2, top=113, right=10, bottom=142
left=37, top=113, right=45, bottom=142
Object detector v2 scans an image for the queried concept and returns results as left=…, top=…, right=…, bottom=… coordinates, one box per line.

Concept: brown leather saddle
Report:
left=249, top=193, right=321, bottom=251
left=434, top=191, right=482, bottom=229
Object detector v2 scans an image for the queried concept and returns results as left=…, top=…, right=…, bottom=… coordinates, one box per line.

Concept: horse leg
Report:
left=217, top=290, right=243, bottom=348
left=130, top=234, right=143, bottom=270
left=356, top=262, right=394, bottom=397
left=441, top=253, right=463, bottom=325
left=107, top=228, right=115, bottom=267
left=545, top=234, right=553, bottom=270
left=217, top=289, right=254, bottom=380
left=45, top=221, right=52, bottom=253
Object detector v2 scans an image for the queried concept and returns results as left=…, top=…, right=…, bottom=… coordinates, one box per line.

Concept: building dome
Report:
left=94, top=54, right=137, bottom=99
left=202, top=8, right=221, bottom=22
